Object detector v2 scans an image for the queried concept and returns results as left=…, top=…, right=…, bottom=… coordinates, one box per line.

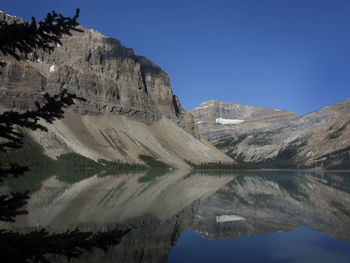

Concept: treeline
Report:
left=0, top=132, right=175, bottom=173
left=138, top=154, right=171, bottom=169
left=0, top=134, right=147, bottom=172
left=185, top=160, right=258, bottom=170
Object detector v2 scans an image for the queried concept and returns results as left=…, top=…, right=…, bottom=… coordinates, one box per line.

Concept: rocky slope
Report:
left=0, top=12, right=231, bottom=167
left=192, top=100, right=350, bottom=169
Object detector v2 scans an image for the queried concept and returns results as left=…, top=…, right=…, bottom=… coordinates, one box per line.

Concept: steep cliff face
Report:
left=0, top=14, right=186, bottom=125
left=192, top=100, right=350, bottom=169
left=0, top=13, right=231, bottom=167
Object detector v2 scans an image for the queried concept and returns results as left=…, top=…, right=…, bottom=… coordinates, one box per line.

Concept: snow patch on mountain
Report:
left=216, top=215, right=245, bottom=223
left=216, top=118, right=244, bottom=125
left=50, top=65, right=56, bottom=72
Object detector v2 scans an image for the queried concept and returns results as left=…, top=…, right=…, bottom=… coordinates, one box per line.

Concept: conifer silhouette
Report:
left=0, top=9, right=129, bottom=263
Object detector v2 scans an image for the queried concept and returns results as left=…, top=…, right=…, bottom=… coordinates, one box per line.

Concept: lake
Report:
left=2, top=169, right=350, bottom=262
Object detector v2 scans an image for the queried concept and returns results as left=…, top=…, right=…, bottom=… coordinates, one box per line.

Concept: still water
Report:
left=2, top=169, right=350, bottom=262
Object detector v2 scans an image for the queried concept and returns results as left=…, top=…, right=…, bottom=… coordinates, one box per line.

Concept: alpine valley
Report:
left=1, top=12, right=350, bottom=169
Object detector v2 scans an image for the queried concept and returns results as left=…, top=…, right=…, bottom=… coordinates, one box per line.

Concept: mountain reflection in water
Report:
left=2, top=169, right=350, bottom=262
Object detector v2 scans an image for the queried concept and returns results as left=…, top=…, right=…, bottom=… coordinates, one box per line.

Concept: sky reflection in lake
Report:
left=169, top=226, right=350, bottom=263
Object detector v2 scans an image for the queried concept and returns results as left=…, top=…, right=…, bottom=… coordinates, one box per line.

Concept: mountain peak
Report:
left=192, top=100, right=296, bottom=122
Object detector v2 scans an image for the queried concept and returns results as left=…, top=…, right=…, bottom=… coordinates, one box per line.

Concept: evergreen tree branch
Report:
left=0, top=162, right=29, bottom=180
left=0, top=227, right=130, bottom=263
left=0, top=9, right=82, bottom=60
left=0, top=192, right=29, bottom=222
left=0, top=9, right=131, bottom=262
left=0, top=90, right=85, bottom=153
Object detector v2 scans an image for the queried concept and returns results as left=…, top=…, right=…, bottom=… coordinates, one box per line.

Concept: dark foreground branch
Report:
left=0, top=227, right=130, bottom=263
left=0, top=90, right=85, bottom=154
left=0, top=192, right=29, bottom=222
left=0, top=9, right=81, bottom=60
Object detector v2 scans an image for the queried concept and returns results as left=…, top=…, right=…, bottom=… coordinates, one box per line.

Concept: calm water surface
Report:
left=2, top=169, right=350, bottom=262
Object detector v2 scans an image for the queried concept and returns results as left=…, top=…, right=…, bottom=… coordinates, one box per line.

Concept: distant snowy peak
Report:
left=216, top=118, right=244, bottom=125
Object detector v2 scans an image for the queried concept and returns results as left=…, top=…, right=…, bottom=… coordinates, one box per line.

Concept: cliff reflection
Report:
left=193, top=170, right=350, bottom=243
left=2, top=170, right=350, bottom=262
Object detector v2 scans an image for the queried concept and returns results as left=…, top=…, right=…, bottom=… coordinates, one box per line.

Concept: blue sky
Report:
left=2, top=0, right=350, bottom=115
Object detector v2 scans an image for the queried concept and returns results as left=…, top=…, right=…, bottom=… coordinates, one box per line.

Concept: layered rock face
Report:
left=0, top=12, right=191, bottom=128
left=0, top=13, right=230, bottom=167
left=192, top=100, right=350, bottom=169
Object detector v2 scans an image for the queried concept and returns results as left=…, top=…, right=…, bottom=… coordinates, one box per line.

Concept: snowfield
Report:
left=216, top=118, right=244, bottom=125
left=216, top=215, right=246, bottom=223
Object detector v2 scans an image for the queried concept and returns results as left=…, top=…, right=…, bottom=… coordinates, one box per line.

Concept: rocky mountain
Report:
left=192, top=100, right=350, bottom=169
left=0, top=12, right=231, bottom=167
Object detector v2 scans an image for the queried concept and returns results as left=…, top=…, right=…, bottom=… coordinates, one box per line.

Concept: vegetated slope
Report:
left=192, top=100, right=350, bottom=169
left=0, top=12, right=231, bottom=168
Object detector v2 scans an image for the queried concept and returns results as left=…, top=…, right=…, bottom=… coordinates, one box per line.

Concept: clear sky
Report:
left=2, top=0, right=350, bottom=115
